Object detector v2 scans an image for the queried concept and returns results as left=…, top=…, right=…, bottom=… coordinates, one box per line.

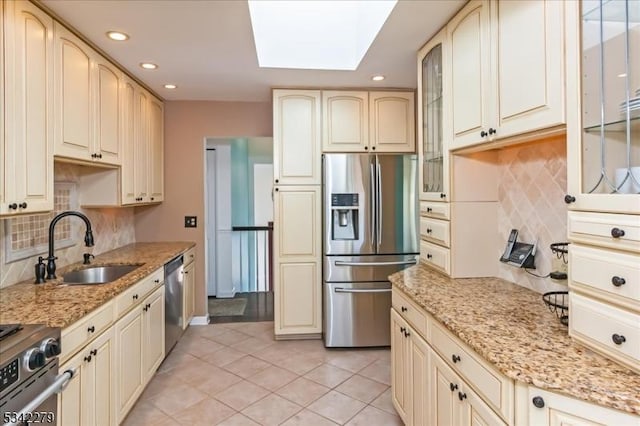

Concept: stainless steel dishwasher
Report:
left=164, top=255, right=184, bottom=355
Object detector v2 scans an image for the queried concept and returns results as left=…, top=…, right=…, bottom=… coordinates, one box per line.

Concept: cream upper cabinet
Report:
left=148, top=96, right=164, bottom=203
left=322, top=90, right=416, bottom=153
left=322, top=91, right=369, bottom=152
left=418, top=28, right=450, bottom=201
left=273, top=185, right=322, bottom=336
left=273, top=89, right=322, bottom=185
left=53, top=22, right=121, bottom=165
left=58, top=327, right=115, bottom=426
left=449, top=0, right=566, bottom=151
left=369, top=92, right=415, bottom=153
left=1, top=0, right=54, bottom=216
left=565, top=0, right=640, bottom=214
left=133, top=88, right=150, bottom=202
left=120, top=76, right=137, bottom=205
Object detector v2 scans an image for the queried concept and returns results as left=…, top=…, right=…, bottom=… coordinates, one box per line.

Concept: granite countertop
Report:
left=389, top=264, right=640, bottom=416
left=0, top=242, right=194, bottom=329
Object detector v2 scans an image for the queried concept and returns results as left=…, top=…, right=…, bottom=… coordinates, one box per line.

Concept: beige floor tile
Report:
left=157, top=417, right=182, bottom=426
left=217, top=413, right=260, bottom=426
left=203, top=346, right=247, bottom=367
left=345, top=405, right=403, bottom=426
left=174, top=397, right=236, bottom=426
left=196, top=369, right=243, bottom=396
left=174, top=336, right=226, bottom=358
left=276, top=339, right=326, bottom=355
left=304, top=364, right=353, bottom=388
left=122, top=400, right=171, bottom=426
left=307, top=390, right=366, bottom=425
left=197, top=325, right=236, bottom=341
left=231, top=336, right=276, bottom=354
left=149, top=382, right=207, bottom=416
left=158, top=350, right=199, bottom=373
left=369, top=388, right=397, bottom=415
left=223, top=355, right=272, bottom=378
left=241, top=393, right=302, bottom=426
left=324, top=351, right=377, bottom=373
left=281, top=353, right=325, bottom=376
left=357, top=360, right=391, bottom=386
left=140, top=370, right=187, bottom=400
left=253, top=345, right=297, bottom=365
left=246, top=364, right=298, bottom=391
left=335, top=375, right=389, bottom=403
left=178, top=359, right=226, bottom=385
left=281, top=409, right=339, bottom=426
left=208, top=329, right=253, bottom=346
left=214, top=380, right=270, bottom=411
left=276, top=377, right=331, bottom=407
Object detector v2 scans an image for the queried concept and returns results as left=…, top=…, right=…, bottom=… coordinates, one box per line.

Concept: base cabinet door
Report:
left=142, top=286, right=165, bottom=381
left=183, top=261, right=195, bottom=329
left=274, top=261, right=321, bottom=335
left=409, top=329, right=430, bottom=426
left=115, top=305, right=143, bottom=422
left=58, top=327, right=115, bottom=426
left=391, top=310, right=410, bottom=423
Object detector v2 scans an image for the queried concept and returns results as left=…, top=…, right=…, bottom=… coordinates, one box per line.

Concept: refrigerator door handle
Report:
left=334, top=259, right=418, bottom=267
left=370, top=161, right=376, bottom=244
left=376, top=157, right=382, bottom=248
left=334, top=287, right=392, bottom=294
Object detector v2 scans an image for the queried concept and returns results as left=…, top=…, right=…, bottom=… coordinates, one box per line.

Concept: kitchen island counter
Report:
left=389, top=263, right=640, bottom=416
left=0, top=242, right=194, bottom=328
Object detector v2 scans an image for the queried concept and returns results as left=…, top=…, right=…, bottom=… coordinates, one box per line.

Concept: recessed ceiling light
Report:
left=140, top=62, right=158, bottom=70
left=248, top=0, right=397, bottom=70
left=372, top=75, right=385, bottom=81
left=106, top=31, right=129, bottom=41
left=617, top=73, right=627, bottom=78
left=164, top=84, right=177, bottom=89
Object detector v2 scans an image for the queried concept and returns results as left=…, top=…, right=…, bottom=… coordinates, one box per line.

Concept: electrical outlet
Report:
left=184, top=216, right=197, bottom=228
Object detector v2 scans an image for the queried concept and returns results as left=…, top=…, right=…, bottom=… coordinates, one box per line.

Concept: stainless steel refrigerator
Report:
left=323, top=154, right=419, bottom=347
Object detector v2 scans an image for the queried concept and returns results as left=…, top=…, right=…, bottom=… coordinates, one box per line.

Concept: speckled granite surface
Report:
left=389, top=264, right=640, bottom=416
left=0, top=242, right=194, bottom=328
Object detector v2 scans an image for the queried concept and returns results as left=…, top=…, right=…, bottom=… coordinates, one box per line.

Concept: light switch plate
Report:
left=184, top=216, right=197, bottom=228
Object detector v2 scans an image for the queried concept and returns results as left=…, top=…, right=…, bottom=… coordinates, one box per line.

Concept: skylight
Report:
left=248, top=0, right=397, bottom=71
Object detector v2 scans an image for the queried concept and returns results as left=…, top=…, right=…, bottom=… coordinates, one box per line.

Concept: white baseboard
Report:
left=189, top=316, right=210, bottom=326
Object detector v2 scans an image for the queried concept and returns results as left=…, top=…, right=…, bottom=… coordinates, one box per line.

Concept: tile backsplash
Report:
left=0, top=162, right=135, bottom=288
left=497, top=138, right=569, bottom=294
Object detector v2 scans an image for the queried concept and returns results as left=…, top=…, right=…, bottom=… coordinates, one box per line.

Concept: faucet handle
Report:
left=34, top=257, right=46, bottom=284
left=83, top=253, right=95, bottom=265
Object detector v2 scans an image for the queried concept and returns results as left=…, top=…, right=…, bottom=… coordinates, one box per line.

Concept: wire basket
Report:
left=542, top=291, right=569, bottom=326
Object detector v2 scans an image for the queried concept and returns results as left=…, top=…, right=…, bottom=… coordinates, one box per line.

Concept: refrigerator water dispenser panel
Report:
left=331, top=193, right=359, bottom=240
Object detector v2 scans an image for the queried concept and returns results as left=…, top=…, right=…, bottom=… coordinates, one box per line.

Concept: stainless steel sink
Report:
left=62, top=265, right=140, bottom=285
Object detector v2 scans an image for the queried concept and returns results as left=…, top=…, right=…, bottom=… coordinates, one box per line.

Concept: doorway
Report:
left=205, top=137, right=274, bottom=323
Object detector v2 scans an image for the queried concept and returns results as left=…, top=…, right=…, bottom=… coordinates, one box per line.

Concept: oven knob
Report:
left=41, top=338, right=61, bottom=358
left=24, top=348, right=46, bottom=371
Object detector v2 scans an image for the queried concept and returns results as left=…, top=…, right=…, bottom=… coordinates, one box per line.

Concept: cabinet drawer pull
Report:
left=452, top=354, right=461, bottom=363
left=401, top=306, right=407, bottom=312
left=87, top=326, right=95, bottom=333
left=458, top=391, right=467, bottom=401
left=449, top=383, right=458, bottom=392
left=612, top=334, right=626, bottom=345
left=532, top=396, right=545, bottom=408
left=611, top=227, right=625, bottom=238
left=611, top=276, right=626, bottom=287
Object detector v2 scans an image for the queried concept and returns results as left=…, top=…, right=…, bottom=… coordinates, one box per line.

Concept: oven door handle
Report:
left=334, top=287, right=392, bottom=293
left=4, top=368, right=76, bottom=426
left=334, top=260, right=417, bottom=267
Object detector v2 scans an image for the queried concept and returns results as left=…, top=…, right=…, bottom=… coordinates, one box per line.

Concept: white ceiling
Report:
left=41, top=0, right=465, bottom=102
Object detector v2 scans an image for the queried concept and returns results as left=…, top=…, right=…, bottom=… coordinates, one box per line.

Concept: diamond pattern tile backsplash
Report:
left=497, top=138, right=569, bottom=294
left=0, top=163, right=135, bottom=288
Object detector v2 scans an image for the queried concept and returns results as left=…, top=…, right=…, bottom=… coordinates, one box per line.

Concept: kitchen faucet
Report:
left=42, top=211, right=94, bottom=280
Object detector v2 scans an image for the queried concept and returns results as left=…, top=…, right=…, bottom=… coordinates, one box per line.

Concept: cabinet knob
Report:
left=612, top=334, right=626, bottom=345
left=401, top=306, right=407, bottom=312
left=143, top=306, right=148, bottom=312
left=19, top=202, right=27, bottom=209
left=90, top=349, right=97, bottom=356
left=426, top=228, right=432, bottom=234
left=449, top=383, right=458, bottom=392
left=275, top=188, right=279, bottom=192
left=91, top=153, right=97, bottom=158
left=452, top=354, right=461, bottom=363
left=84, top=355, right=92, bottom=363
left=611, top=276, right=626, bottom=287
left=154, top=279, right=160, bottom=283
left=564, top=195, right=576, bottom=204
left=364, top=146, right=368, bottom=150
left=458, top=392, right=467, bottom=401
left=275, top=179, right=279, bottom=183
left=440, top=193, right=446, bottom=199
left=151, top=197, right=155, bottom=201
left=488, top=128, right=496, bottom=135
left=400, top=327, right=405, bottom=333
left=87, top=326, right=95, bottom=333
left=98, top=153, right=103, bottom=159
left=8, top=203, right=18, bottom=210
left=133, top=294, right=138, bottom=300
left=480, top=130, right=488, bottom=137
left=611, top=227, right=625, bottom=238
left=404, top=330, right=410, bottom=337
left=532, top=396, right=545, bottom=408
left=426, top=254, right=433, bottom=259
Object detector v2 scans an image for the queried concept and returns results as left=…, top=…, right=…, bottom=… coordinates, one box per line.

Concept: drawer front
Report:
left=570, top=244, right=640, bottom=310
left=420, top=240, right=450, bottom=275
left=420, top=217, right=450, bottom=247
left=183, top=247, right=196, bottom=266
left=420, top=201, right=450, bottom=220
left=431, top=322, right=511, bottom=419
left=570, top=293, right=640, bottom=371
left=115, top=268, right=164, bottom=318
left=61, top=301, right=114, bottom=362
left=568, top=211, right=640, bottom=253
left=391, top=288, right=428, bottom=337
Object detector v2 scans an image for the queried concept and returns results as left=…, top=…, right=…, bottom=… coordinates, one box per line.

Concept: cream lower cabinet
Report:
left=182, top=259, right=196, bottom=329
left=115, top=285, right=165, bottom=422
left=58, top=327, right=116, bottom=426
left=273, top=186, right=322, bottom=337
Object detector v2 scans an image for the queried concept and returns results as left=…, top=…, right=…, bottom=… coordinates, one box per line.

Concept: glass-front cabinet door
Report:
left=418, top=28, right=449, bottom=202
left=567, top=0, right=640, bottom=213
